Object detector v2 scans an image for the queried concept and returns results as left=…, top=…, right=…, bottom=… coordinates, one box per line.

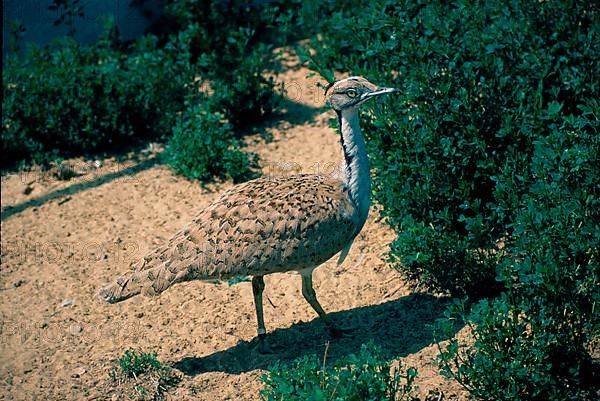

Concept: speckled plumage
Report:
left=99, top=174, right=358, bottom=303
left=99, top=77, right=398, bottom=346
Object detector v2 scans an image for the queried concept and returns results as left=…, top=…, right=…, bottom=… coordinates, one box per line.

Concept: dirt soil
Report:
left=0, top=59, right=469, bottom=401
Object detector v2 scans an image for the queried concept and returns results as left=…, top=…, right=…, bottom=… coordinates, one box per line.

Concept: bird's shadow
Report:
left=173, top=293, right=459, bottom=375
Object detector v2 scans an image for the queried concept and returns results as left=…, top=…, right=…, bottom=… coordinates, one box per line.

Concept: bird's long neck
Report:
left=336, top=108, right=371, bottom=229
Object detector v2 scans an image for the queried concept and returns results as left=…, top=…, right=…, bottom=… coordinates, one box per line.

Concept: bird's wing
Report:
left=127, top=174, right=358, bottom=294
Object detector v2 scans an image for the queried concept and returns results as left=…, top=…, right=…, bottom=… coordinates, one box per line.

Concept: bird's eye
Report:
left=346, top=89, right=358, bottom=98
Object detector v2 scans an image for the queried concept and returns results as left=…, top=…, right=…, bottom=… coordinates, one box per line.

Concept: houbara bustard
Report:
left=99, top=77, right=398, bottom=352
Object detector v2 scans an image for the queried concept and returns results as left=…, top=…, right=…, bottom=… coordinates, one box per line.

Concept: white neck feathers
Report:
left=337, top=108, right=371, bottom=230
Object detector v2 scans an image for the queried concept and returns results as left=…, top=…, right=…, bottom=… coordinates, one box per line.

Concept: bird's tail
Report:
left=97, top=258, right=191, bottom=303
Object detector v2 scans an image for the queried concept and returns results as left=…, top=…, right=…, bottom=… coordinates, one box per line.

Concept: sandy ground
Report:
left=0, top=59, right=468, bottom=400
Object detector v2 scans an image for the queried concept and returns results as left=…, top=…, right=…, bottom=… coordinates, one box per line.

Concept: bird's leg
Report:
left=251, top=275, right=275, bottom=353
left=300, top=270, right=353, bottom=338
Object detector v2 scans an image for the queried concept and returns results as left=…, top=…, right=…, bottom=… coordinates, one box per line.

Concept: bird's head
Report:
left=325, top=76, right=398, bottom=111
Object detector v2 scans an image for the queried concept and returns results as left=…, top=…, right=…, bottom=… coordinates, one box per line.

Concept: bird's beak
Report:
left=361, top=87, right=399, bottom=101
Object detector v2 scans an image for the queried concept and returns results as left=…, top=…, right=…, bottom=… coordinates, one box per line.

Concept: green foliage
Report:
left=2, top=22, right=195, bottom=168
left=302, top=0, right=599, bottom=295
left=111, top=349, right=180, bottom=400
left=48, top=0, right=85, bottom=37
left=2, top=2, right=288, bottom=182
left=163, top=0, right=294, bottom=128
left=436, top=288, right=598, bottom=400
left=163, top=99, right=258, bottom=183
left=434, top=109, right=599, bottom=401
left=261, top=343, right=417, bottom=401
left=163, top=0, right=298, bottom=56
left=208, top=42, right=282, bottom=129
left=117, top=349, right=164, bottom=378
left=2, top=1, right=296, bottom=181
left=301, top=0, right=599, bottom=399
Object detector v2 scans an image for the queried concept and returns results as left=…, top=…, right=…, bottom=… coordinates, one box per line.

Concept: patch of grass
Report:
left=109, top=349, right=180, bottom=401
left=117, top=349, right=164, bottom=379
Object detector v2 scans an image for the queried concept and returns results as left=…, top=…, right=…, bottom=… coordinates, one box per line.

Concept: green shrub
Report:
left=302, top=0, right=599, bottom=296
left=1, top=23, right=196, bottom=168
left=434, top=109, right=599, bottom=401
left=261, top=343, right=417, bottom=401
left=163, top=0, right=294, bottom=128
left=110, top=349, right=180, bottom=401
left=2, top=15, right=266, bottom=184
left=163, top=0, right=297, bottom=57
left=2, top=2, right=293, bottom=178
left=163, top=99, right=258, bottom=183
left=208, top=42, right=283, bottom=129
left=300, top=0, right=599, bottom=399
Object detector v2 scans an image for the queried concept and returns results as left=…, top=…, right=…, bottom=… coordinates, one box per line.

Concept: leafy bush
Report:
left=208, top=42, right=282, bottom=129
left=301, top=0, right=599, bottom=296
left=300, top=0, right=599, bottom=399
left=261, top=343, right=417, bottom=401
left=163, top=0, right=294, bottom=128
left=2, top=23, right=196, bottom=168
left=435, top=107, right=599, bottom=401
left=2, top=11, right=271, bottom=183
left=163, top=99, right=258, bottom=183
left=3, top=2, right=291, bottom=182
left=163, top=0, right=298, bottom=60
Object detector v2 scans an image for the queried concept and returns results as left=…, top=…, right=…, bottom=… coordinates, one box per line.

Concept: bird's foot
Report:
left=252, top=334, right=283, bottom=355
left=327, top=324, right=356, bottom=339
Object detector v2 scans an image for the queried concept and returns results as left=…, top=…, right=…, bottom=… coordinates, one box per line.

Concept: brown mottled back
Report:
left=99, top=174, right=358, bottom=302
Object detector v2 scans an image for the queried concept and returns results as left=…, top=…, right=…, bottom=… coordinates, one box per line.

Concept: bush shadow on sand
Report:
left=173, top=293, right=460, bottom=375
